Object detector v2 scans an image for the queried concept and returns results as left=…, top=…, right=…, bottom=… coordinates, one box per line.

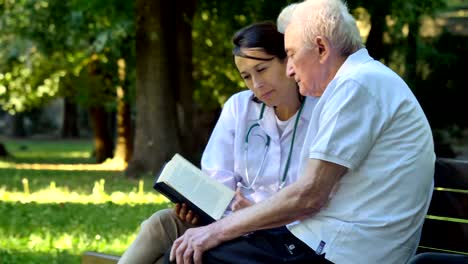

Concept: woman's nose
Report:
left=252, top=76, right=263, bottom=89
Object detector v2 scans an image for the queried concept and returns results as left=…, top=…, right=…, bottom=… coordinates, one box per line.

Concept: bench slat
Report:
left=418, top=159, right=468, bottom=255
left=427, top=190, right=468, bottom=219
left=419, top=218, right=468, bottom=254
left=82, top=251, right=120, bottom=264
left=435, top=158, right=468, bottom=190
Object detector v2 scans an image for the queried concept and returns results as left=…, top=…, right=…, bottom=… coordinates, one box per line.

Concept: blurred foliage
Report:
left=0, top=0, right=466, bottom=135
left=192, top=0, right=295, bottom=109
left=415, top=32, right=468, bottom=130
left=0, top=0, right=135, bottom=114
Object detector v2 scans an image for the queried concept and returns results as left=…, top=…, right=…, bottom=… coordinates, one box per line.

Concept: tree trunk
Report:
left=89, top=107, right=113, bottom=163
left=174, top=0, right=196, bottom=160
left=61, top=97, right=80, bottom=138
left=0, top=143, right=9, bottom=157
left=126, top=0, right=195, bottom=178
left=366, top=8, right=387, bottom=62
left=12, top=113, right=27, bottom=137
left=113, top=59, right=133, bottom=162
left=405, top=20, right=419, bottom=89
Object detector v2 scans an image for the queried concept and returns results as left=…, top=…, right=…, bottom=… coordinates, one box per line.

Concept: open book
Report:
left=153, top=154, right=235, bottom=224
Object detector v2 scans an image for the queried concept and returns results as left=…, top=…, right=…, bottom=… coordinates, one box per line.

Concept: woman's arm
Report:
left=201, top=96, right=239, bottom=190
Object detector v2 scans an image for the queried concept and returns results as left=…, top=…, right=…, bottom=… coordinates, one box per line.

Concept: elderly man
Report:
left=166, top=0, right=435, bottom=263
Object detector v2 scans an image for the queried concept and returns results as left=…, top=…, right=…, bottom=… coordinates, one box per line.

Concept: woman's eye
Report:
left=242, top=75, right=251, bottom=80
left=257, top=67, right=266, bottom=73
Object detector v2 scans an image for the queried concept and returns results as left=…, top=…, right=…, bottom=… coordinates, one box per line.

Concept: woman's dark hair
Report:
left=232, top=21, right=303, bottom=104
left=232, top=21, right=286, bottom=61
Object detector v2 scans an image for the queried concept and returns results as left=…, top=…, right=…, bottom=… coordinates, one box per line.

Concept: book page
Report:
left=158, top=154, right=235, bottom=220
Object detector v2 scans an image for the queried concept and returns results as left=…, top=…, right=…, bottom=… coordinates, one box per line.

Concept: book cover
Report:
left=153, top=154, right=235, bottom=225
left=153, top=182, right=216, bottom=224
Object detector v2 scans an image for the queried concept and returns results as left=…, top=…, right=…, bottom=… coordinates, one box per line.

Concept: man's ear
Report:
left=315, top=36, right=330, bottom=63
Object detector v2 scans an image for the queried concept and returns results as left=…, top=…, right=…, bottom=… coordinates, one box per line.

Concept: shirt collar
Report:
left=260, top=96, right=315, bottom=123
left=300, top=96, right=317, bottom=122
left=249, top=91, right=313, bottom=123
left=334, top=48, right=373, bottom=79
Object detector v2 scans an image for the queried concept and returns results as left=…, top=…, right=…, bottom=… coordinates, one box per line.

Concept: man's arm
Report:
left=217, top=158, right=347, bottom=237
left=171, top=158, right=347, bottom=264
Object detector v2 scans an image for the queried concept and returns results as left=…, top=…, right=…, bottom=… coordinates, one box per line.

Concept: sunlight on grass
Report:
left=14, top=151, right=92, bottom=159
left=0, top=158, right=126, bottom=171
left=0, top=188, right=168, bottom=204
left=0, top=231, right=135, bottom=264
left=0, top=179, right=168, bottom=204
left=0, top=231, right=134, bottom=254
left=0, top=199, right=169, bottom=263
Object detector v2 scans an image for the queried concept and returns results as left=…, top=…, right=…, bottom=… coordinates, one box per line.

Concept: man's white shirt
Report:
left=288, top=49, right=435, bottom=264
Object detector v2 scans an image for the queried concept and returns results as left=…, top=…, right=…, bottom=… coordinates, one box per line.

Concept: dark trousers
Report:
left=164, top=226, right=333, bottom=264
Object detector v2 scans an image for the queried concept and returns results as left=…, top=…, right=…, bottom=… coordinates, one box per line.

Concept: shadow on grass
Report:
left=0, top=249, right=80, bottom=264
left=3, top=139, right=95, bottom=165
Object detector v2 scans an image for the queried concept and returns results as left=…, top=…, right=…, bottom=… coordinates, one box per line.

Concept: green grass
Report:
left=0, top=202, right=168, bottom=263
left=0, top=138, right=171, bottom=263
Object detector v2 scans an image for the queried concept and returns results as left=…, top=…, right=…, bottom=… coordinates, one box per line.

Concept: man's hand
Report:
left=170, top=224, right=224, bottom=264
left=175, top=203, right=199, bottom=225
left=231, top=188, right=253, bottom=211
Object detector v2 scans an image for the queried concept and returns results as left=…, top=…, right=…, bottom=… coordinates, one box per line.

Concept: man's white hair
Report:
left=288, top=0, right=364, bottom=56
left=277, top=3, right=298, bottom=34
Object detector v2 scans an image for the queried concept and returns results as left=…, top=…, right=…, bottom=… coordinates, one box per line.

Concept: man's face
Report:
left=284, top=22, right=325, bottom=97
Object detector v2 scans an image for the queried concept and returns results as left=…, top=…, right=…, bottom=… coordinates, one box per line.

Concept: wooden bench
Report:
left=83, top=158, right=468, bottom=263
left=82, top=251, right=120, bottom=264
left=410, top=158, right=468, bottom=262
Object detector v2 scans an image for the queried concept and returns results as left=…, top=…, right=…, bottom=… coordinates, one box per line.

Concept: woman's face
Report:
left=234, top=48, right=295, bottom=107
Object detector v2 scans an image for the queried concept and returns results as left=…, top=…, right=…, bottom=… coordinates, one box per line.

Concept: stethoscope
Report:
left=238, top=100, right=305, bottom=191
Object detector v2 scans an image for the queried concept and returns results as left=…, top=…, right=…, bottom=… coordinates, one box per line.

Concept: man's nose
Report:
left=286, top=60, right=295, bottom=78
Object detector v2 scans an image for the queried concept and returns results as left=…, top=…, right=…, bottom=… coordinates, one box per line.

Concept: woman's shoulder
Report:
left=229, top=90, right=254, bottom=102
left=224, top=90, right=255, bottom=108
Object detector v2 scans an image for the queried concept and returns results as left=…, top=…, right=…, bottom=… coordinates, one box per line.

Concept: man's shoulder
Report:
left=333, top=60, right=411, bottom=107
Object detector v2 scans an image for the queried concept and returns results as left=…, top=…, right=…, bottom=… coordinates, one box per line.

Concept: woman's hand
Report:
left=175, top=203, right=199, bottom=225
left=231, top=187, right=253, bottom=211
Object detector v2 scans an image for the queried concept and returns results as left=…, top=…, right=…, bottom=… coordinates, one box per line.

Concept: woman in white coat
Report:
left=118, top=21, right=317, bottom=264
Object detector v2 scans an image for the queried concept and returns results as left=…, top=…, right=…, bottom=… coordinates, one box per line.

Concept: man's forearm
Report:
left=216, top=183, right=310, bottom=240
left=213, top=159, right=347, bottom=242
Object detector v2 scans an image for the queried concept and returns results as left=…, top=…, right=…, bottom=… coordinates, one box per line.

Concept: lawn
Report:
left=0, top=138, right=171, bottom=263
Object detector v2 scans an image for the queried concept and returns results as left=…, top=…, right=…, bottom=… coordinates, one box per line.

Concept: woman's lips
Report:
left=260, top=90, right=274, bottom=100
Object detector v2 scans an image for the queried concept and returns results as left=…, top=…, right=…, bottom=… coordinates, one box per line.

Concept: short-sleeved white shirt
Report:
left=201, top=90, right=318, bottom=207
left=288, top=49, right=435, bottom=264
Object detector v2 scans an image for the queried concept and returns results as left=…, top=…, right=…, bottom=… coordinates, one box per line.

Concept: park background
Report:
left=0, top=0, right=467, bottom=263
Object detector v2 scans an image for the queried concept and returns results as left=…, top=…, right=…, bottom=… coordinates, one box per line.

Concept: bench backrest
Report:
left=418, top=158, right=468, bottom=255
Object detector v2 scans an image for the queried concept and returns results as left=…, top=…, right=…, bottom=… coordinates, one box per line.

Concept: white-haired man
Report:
left=166, top=0, right=434, bottom=263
